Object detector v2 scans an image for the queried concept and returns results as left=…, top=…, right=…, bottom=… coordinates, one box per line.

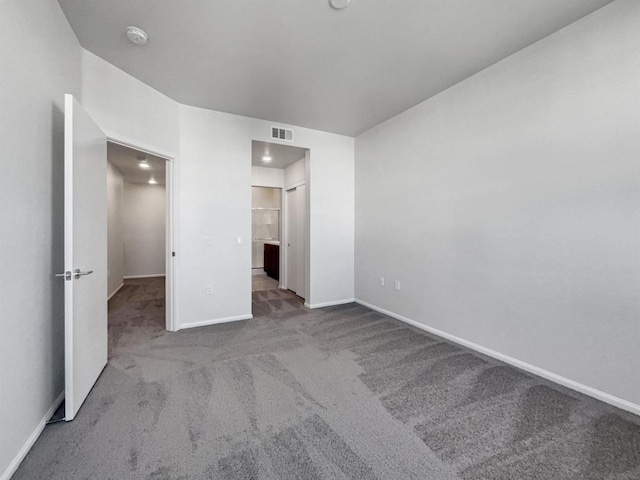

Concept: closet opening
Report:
left=106, top=141, right=173, bottom=355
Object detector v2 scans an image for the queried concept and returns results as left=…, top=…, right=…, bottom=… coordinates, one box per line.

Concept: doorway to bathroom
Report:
left=252, top=186, right=281, bottom=278
left=250, top=140, right=309, bottom=313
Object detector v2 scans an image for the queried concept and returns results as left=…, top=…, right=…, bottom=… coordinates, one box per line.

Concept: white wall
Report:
left=0, top=1, right=81, bottom=477
left=82, top=52, right=354, bottom=327
left=252, top=166, right=283, bottom=188
left=81, top=50, right=180, bottom=157
left=284, top=157, right=306, bottom=188
left=355, top=0, right=640, bottom=408
left=178, top=105, right=354, bottom=326
left=107, top=161, right=124, bottom=296
left=123, top=183, right=166, bottom=277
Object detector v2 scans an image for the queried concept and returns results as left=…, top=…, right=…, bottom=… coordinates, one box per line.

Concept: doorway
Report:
left=252, top=186, right=282, bottom=279
left=106, top=141, right=174, bottom=348
left=250, top=140, right=309, bottom=308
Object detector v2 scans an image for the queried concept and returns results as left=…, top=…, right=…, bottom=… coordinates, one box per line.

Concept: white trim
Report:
left=1, top=391, right=64, bottom=480
left=165, top=154, right=176, bottom=332
left=178, top=314, right=252, bottom=331
left=108, top=282, right=124, bottom=300
left=123, top=274, right=166, bottom=279
left=105, top=132, right=177, bottom=160
left=305, top=298, right=355, bottom=309
left=285, top=179, right=305, bottom=191
left=282, top=187, right=289, bottom=290
left=355, top=299, right=640, bottom=417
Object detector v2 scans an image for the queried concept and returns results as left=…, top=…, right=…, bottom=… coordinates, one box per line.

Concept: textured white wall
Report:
left=355, top=1, right=640, bottom=407
left=123, top=183, right=166, bottom=277
left=107, top=161, right=124, bottom=296
left=0, top=1, right=81, bottom=477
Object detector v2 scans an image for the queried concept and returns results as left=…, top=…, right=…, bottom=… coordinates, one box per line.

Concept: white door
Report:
left=286, top=185, right=306, bottom=298
left=60, top=94, right=108, bottom=420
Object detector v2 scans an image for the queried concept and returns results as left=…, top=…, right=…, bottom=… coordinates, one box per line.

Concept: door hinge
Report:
left=172, top=251, right=176, bottom=257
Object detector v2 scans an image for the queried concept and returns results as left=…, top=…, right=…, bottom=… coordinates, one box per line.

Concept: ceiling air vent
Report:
left=271, top=126, right=294, bottom=142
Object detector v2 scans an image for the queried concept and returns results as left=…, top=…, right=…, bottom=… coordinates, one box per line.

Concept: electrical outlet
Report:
left=379, top=276, right=385, bottom=287
left=394, top=280, right=401, bottom=291
left=205, top=284, right=214, bottom=295
left=203, top=237, right=214, bottom=247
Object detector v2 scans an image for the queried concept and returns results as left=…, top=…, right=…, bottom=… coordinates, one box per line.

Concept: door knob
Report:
left=74, top=269, right=94, bottom=279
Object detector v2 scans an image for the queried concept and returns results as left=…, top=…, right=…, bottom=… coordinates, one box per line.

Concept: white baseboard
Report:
left=355, top=299, right=640, bottom=417
left=107, top=283, right=124, bottom=301
left=305, top=298, right=355, bottom=309
left=123, top=274, right=166, bottom=279
left=1, top=391, right=64, bottom=480
left=178, top=314, right=252, bottom=331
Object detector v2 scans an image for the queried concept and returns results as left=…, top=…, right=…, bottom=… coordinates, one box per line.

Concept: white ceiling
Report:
left=58, top=0, right=613, bottom=137
left=108, top=142, right=166, bottom=185
left=252, top=141, right=308, bottom=170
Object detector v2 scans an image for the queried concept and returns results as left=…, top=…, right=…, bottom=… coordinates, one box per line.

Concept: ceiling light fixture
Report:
left=138, top=159, right=150, bottom=169
left=329, top=0, right=351, bottom=10
left=149, top=178, right=158, bottom=185
left=126, top=26, right=148, bottom=45
left=262, top=155, right=272, bottom=162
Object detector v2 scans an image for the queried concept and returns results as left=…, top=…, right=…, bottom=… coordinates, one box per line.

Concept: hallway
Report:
left=108, top=277, right=165, bottom=358
left=251, top=273, right=304, bottom=317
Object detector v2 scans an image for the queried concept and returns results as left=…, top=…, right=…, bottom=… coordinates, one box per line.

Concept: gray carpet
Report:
left=12, top=276, right=640, bottom=479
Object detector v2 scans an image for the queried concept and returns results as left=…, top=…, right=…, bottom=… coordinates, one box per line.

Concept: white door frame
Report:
left=106, top=136, right=178, bottom=332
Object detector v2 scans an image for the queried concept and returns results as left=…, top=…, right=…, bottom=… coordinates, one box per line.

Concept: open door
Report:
left=286, top=184, right=306, bottom=299
left=58, top=94, right=108, bottom=420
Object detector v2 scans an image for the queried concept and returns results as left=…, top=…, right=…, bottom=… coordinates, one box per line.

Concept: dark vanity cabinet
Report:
left=264, top=243, right=279, bottom=280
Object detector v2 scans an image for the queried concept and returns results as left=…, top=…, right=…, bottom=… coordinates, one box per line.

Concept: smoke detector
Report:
left=126, top=26, right=148, bottom=45
left=329, top=0, right=351, bottom=9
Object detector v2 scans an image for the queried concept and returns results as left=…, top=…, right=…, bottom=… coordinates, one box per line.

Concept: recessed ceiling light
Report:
left=126, top=26, right=148, bottom=45
left=329, top=0, right=351, bottom=10
left=149, top=178, right=157, bottom=185
left=139, top=159, right=150, bottom=169
left=262, top=156, right=272, bottom=162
